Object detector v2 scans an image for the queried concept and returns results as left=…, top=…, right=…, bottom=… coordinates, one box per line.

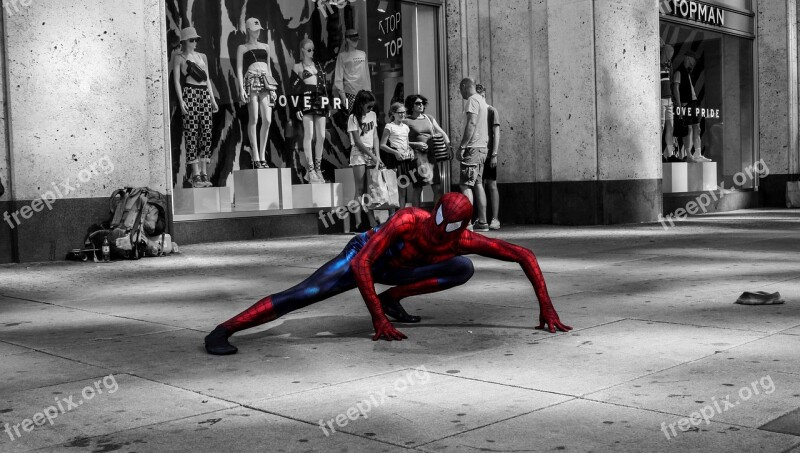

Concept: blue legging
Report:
left=268, top=239, right=475, bottom=319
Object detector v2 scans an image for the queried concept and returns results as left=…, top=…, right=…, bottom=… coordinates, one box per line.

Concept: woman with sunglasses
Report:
left=404, top=94, right=450, bottom=206
left=348, top=90, right=381, bottom=232
left=172, top=27, right=219, bottom=188
left=334, top=29, right=371, bottom=113
left=236, top=18, right=277, bottom=169
left=292, top=39, right=330, bottom=183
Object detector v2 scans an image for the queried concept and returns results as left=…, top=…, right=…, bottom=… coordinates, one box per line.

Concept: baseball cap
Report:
left=246, top=18, right=263, bottom=31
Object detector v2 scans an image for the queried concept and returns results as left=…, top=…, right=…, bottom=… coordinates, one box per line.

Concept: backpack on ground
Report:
left=104, top=187, right=169, bottom=259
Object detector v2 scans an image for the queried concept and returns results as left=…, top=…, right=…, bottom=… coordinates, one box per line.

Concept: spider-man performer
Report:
left=205, top=192, right=571, bottom=354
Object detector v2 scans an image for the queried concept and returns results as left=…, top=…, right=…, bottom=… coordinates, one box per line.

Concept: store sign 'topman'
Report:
left=664, top=0, right=725, bottom=27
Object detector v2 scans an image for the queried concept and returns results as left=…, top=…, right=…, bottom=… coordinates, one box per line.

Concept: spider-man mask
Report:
left=429, top=192, right=473, bottom=238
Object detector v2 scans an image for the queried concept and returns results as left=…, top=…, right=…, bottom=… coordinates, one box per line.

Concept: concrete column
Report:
left=2, top=0, right=168, bottom=261
left=546, top=0, right=661, bottom=224
left=758, top=0, right=799, bottom=205
left=0, top=11, right=13, bottom=263
left=446, top=0, right=541, bottom=223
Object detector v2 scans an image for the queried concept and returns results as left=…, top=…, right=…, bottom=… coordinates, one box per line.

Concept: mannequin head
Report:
left=245, top=18, right=263, bottom=41
left=684, top=52, right=697, bottom=71
left=180, top=27, right=200, bottom=52
left=299, top=39, right=315, bottom=63
left=343, top=29, right=360, bottom=52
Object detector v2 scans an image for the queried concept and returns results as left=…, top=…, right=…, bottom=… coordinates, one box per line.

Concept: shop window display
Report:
left=165, top=0, right=437, bottom=218
left=660, top=21, right=755, bottom=193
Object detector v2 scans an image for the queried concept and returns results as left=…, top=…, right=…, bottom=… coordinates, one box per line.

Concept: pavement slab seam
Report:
left=27, top=407, right=240, bottom=453
left=422, top=369, right=581, bottom=400
left=624, top=316, right=778, bottom=334
left=235, top=401, right=418, bottom=451
left=575, top=394, right=800, bottom=434
left=0, top=293, right=195, bottom=333
left=244, top=367, right=434, bottom=405
left=411, top=397, right=577, bottom=448
left=0, top=340, right=117, bottom=375
left=0, top=372, right=127, bottom=397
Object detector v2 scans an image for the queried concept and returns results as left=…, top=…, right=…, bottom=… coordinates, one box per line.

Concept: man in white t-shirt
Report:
left=457, top=77, right=489, bottom=232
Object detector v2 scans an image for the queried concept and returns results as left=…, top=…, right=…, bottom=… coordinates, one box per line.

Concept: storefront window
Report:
left=660, top=6, right=756, bottom=192
left=165, top=0, right=444, bottom=218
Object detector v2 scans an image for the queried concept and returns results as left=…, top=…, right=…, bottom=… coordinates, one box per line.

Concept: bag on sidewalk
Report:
left=786, top=178, right=800, bottom=208
left=366, top=168, right=399, bottom=210
left=105, top=187, right=169, bottom=259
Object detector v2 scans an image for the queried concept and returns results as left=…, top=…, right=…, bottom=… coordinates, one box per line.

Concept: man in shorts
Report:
left=457, top=77, right=489, bottom=232
left=476, top=84, right=501, bottom=230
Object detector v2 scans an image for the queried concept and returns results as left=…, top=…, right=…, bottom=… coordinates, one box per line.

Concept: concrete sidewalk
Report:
left=1, top=209, right=800, bottom=452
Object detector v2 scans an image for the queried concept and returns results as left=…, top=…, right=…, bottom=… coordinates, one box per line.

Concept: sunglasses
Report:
left=395, top=110, right=407, bottom=114
left=414, top=101, right=425, bottom=105
left=189, top=38, right=199, bottom=43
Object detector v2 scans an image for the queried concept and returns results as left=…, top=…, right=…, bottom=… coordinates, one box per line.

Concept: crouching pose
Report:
left=205, top=192, right=571, bottom=354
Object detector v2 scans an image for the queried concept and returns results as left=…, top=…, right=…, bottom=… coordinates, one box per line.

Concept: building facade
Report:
left=1, top=0, right=797, bottom=263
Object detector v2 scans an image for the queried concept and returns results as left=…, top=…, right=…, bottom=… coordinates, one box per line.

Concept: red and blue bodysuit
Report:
left=205, top=192, right=571, bottom=354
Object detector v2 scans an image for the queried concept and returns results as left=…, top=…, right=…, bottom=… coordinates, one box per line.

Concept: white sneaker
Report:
left=489, top=219, right=501, bottom=230
left=698, top=155, right=712, bottom=162
left=466, top=223, right=474, bottom=232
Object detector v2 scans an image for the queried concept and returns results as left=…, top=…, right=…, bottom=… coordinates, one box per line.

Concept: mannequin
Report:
left=660, top=39, right=680, bottom=162
left=292, top=39, right=330, bottom=183
left=674, top=52, right=710, bottom=163
left=236, top=18, right=277, bottom=169
left=172, top=27, right=219, bottom=188
left=334, top=29, right=371, bottom=113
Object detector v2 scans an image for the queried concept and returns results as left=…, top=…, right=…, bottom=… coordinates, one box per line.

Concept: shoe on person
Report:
left=192, top=174, right=205, bottom=188
left=474, top=221, right=490, bottom=232
left=380, top=294, right=421, bottom=323
left=667, top=155, right=683, bottom=163
left=200, top=174, right=212, bottom=187
left=698, top=155, right=712, bottom=162
left=260, top=161, right=269, bottom=169
left=489, top=219, right=501, bottom=230
left=466, top=223, right=474, bottom=232
left=204, top=326, right=238, bottom=355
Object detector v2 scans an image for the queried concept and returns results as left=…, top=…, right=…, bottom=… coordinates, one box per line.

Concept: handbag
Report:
left=426, top=115, right=450, bottom=161
left=366, top=168, right=399, bottom=210
left=185, top=59, right=208, bottom=82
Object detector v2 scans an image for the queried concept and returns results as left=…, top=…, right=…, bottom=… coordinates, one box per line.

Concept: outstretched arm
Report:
left=351, top=212, right=416, bottom=340
left=457, top=232, right=572, bottom=333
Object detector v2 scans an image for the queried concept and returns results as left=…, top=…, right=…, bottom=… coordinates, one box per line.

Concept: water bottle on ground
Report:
left=102, top=237, right=111, bottom=262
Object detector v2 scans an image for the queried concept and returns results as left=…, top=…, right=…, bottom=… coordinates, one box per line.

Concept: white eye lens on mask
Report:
left=445, top=221, right=462, bottom=233
left=435, top=206, right=444, bottom=226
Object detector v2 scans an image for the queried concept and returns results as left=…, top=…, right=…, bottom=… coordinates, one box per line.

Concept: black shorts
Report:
left=681, top=101, right=701, bottom=126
